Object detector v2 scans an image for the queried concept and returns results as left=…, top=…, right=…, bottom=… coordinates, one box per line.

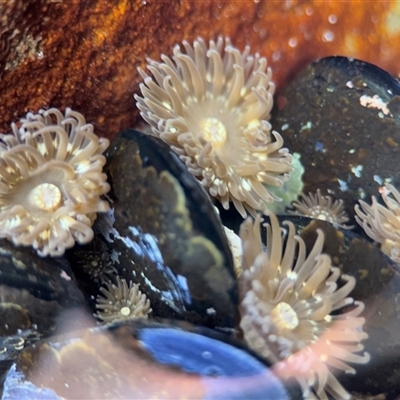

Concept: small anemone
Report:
left=95, top=276, right=152, bottom=323
left=135, top=37, right=292, bottom=218
left=0, top=108, right=110, bottom=256
left=288, top=189, right=352, bottom=229
left=355, top=183, right=400, bottom=264
left=239, top=213, right=369, bottom=399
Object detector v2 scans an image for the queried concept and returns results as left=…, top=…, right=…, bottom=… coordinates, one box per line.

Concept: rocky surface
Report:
left=0, top=2, right=399, bottom=139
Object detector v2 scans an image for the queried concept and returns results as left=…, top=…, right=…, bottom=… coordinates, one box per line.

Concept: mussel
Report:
left=67, top=129, right=238, bottom=330
left=271, top=56, right=400, bottom=226
left=2, top=318, right=302, bottom=399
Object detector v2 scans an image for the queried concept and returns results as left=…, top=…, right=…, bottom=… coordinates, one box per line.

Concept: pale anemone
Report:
left=239, top=213, right=369, bottom=399
left=289, top=189, right=352, bottom=229
left=95, top=277, right=152, bottom=323
left=135, top=37, right=292, bottom=217
left=0, top=108, right=110, bottom=256
left=355, top=183, right=400, bottom=264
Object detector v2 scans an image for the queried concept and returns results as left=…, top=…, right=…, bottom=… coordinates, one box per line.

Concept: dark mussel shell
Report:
left=2, top=317, right=302, bottom=400
left=272, top=215, right=400, bottom=399
left=271, top=56, right=400, bottom=226
left=67, top=130, right=238, bottom=330
left=0, top=240, right=86, bottom=396
left=0, top=241, right=85, bottom=337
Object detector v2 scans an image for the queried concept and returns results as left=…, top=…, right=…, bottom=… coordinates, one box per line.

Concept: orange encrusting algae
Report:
left=0, top=1, right=398, bottom=140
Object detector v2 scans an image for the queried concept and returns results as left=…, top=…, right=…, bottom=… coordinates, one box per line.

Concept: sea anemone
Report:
left=0, top=108, right=110, bottom=256
left=135, top=37, right=292, bottom=217
left=288, top=189, right=352, bottom=229
left=239, top=213, right=369, bottom=399
left=355, top=183, right=400, bottom=264
left=95, top=277, right=152, bottom=323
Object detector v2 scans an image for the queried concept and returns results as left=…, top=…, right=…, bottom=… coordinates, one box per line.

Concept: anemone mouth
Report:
left=29, top=183, right=62, bottom=212
left=1, top=163, right=72, bottom=214
left=0, top=108, right=110, bottom=257
left=135, top=37, right=293, bottom=217
left=239, top=213, right=370, bottom=399
left=270, top=302, right=299, bottom=332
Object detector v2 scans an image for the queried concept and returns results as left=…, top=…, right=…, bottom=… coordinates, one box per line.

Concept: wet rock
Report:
left=272, top=56, right=400, bottom=226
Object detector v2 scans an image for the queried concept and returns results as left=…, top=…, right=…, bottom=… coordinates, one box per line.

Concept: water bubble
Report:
left=288, top=37, right=298, bottom=48
left=323, top=30, right=335, bottom=42
left=328, top=14, right=337, bottom=24
left=272, top=51, right=281, bottom=62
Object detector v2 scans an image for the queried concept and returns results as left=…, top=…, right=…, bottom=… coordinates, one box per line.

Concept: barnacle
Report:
left=76, top=240, right=117, bottom=282
left=289, top=189, right=352, bottom=229
left=0, top=108, right=110, bottom=256
left=135, top=37, right=292, bottom=217
left=78, top=250, right=116, bottom=282
left=239, top=213, right=369, bottom=399
left=355, top=183, right=400, bottom=264
left=95, top=277, right=152, bottom=323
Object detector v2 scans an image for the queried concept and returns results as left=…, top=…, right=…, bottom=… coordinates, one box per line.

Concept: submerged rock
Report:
left=272, top=56, right=400, bottom=226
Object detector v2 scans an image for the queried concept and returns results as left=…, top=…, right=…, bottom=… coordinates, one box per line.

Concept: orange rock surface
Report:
left=0, top=0, right=398, bottom=139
